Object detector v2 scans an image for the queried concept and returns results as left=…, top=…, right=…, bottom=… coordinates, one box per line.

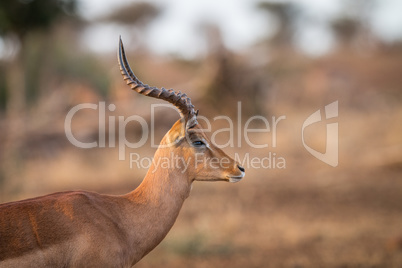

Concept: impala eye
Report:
left=192, top=140, right=205, bottom=147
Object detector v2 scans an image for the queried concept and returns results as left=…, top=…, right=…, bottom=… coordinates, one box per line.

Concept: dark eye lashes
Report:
left=192, top=140, right=205, bottom=147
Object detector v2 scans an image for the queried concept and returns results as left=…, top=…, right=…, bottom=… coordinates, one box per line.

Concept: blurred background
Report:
left=1, top=0, right=402, bottom=267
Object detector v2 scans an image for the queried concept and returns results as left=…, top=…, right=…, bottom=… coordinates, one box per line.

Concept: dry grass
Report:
left=1, top=49, right=402, bottom=267
left=2, top=104, right=401, bottom=267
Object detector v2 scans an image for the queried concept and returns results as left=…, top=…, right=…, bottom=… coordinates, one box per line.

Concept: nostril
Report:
left=237, top=165, right=245, bottom=172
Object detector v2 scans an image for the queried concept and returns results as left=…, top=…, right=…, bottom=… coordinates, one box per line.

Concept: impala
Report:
left=0, top=38, right=245, bottom=267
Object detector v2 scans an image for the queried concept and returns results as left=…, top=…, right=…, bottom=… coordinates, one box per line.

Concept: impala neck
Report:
left=128, top=161, right=191, bottom=204
left=123, top=148, right=192, bottom=261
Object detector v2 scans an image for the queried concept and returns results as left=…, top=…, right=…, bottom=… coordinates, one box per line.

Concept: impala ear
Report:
left=165, top=115, right=198, bottom=146
left=165, top=119, right=186, bottom=146
left=186, top=115, right=198, bottom=130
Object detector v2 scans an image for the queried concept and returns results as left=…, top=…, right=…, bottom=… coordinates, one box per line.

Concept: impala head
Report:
left=118, top=37, right=245, bottom=183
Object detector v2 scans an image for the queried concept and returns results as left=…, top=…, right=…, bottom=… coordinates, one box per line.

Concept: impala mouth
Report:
left=227, top=175, right=244, bottom=183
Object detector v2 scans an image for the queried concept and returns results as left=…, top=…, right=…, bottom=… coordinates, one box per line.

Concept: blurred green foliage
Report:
left=53, top=47, right=110, bottom=98
left=102, top=2, right=161, bottom=26
left=0, top=0, right=77, bottom=38
left=0, top=0, right=111, bottom=110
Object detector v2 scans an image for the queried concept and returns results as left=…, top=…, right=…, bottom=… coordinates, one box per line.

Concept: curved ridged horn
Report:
left=118, top=37, right=197, bottom=126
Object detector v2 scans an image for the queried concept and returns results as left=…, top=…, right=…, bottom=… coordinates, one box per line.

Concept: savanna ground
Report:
left=1, top=44, right=402, bottom=268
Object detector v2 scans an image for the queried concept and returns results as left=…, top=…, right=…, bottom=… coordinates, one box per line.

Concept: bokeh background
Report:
left=1, top=0, right=402, bottom=267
